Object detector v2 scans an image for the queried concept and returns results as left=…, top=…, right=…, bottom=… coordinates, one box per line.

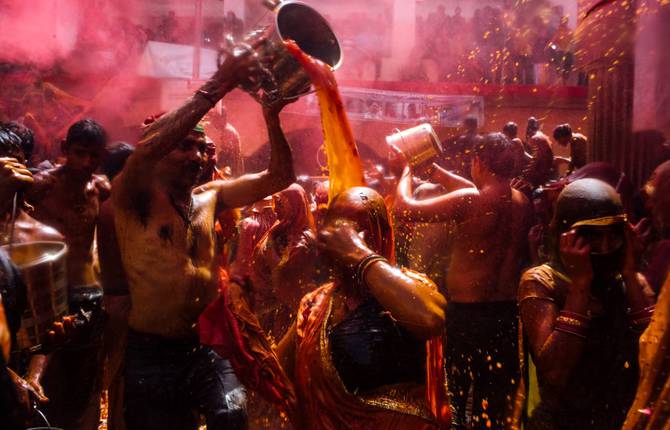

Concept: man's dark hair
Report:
left=64, top=118, right=107, bottom=150
left=502, top=121, right=518, bottom=138
left=553, top=123, right=572, bottom=140
left=474, top=132, right=516, bottom=179
left=463, top=116, right=478, bottom=131
left=0, top=129, right=24, bottom=161
left=102, top=141, right=135, bottom=180
left=526, top=116, right=540, bottom=134
left=2, top=122, right=34, bottom=162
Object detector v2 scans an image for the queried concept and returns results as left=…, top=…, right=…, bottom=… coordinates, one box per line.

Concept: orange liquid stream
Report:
left=285, top=40, right=366, bottom=203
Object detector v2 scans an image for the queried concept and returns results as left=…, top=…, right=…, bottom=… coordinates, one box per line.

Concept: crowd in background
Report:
left=404, top=3, right=581, bottom=85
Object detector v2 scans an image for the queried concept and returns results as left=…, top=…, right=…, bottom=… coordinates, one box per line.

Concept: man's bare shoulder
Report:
left=511, top=187, right=533, bottom=217
left=33, top=166, right=60, bottom=184
left=193, top=179, right=226, bottom=196
left=573, top=132, right=587, bottom=142
left=29, top=167, right=61, bottom=200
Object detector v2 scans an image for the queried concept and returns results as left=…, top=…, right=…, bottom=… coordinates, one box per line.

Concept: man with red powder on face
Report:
left=26, top=118, right=110, bottom=430
left=113, top=49, right=295, bottom=430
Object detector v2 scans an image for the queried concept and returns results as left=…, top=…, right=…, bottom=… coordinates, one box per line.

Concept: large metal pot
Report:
left=386, top=123, right=443, bottom=167
left=230, top=1, right=342, bottom=104
left=1, top=241, right=68, bottom=352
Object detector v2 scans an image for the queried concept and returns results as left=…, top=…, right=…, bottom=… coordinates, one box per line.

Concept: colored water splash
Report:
left=284, top=39, right=366, bottom=203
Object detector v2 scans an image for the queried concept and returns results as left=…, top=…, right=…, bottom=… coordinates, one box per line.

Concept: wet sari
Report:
left=293, top=276, right=450, bottom=430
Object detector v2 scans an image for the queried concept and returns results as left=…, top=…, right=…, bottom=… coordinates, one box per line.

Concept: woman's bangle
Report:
left=354, top=254, right=387, bottom=288
left=628, top=305, right=655, bottom=329
left=555, top=310, right=590, bottom=339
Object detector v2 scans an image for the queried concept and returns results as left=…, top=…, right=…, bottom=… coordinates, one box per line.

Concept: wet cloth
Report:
left=293, top=281, right=450, bottom=430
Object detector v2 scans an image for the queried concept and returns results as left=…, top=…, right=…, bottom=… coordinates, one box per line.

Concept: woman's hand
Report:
left=8, top=368, right=47, bottom=415
left=317, top=223, right=372, bottom=270
left=559, top=229, right=593, bottom=294
left=622, top=222, right=641, bottom=279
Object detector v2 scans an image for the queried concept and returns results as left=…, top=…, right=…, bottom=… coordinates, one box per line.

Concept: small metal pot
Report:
left=229, top=1, right=342, bottom=104
left=386, top=123, right=443, bottom=167
left=2, top=241, right=69, bottom=351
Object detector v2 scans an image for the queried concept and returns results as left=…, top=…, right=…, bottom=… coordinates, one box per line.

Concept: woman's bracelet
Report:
left=555, top=310, right=591, bottom=339
left=628, top=305, right=655, bottom=329
left=354, top=253, right=387, bottom=288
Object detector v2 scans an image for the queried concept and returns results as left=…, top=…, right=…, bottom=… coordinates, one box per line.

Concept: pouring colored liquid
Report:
left=285, top=40, right=366, bottom=203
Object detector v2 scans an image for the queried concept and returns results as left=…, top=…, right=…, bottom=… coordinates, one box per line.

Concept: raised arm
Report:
left=204, top=101, right=295, bottom=212
left=318, top=224, right=447, bottom=340
left=430, top=163, right=475, bottom=191
left=520, top=231, right=592, bottom=389
left=114, top=50, right=256, bottom=209
left=395, top=165, right=476, bottom=223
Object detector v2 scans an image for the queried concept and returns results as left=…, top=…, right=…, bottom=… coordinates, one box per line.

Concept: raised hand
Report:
left=622, top=222, right=641, bottom=278
left=8, top=368, right=47, bottom=416
left=218, top=40, right=264, bottom=89
left=559, top=229, right=593, bottom=292
left=317, top=222, right=372, bottom=270
left=0, top=157, right=33, bottom=194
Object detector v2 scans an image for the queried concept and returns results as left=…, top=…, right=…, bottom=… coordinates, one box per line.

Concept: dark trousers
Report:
left=124, top=330, right=247, bottom=430
left=445, top=301, right=519, bottom=430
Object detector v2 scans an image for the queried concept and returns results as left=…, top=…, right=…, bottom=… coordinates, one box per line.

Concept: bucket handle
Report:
left=30, top=402, right=57, bottom=430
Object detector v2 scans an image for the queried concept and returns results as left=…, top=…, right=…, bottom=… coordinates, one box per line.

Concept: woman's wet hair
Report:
left=327, top=187, right=394, bottom=260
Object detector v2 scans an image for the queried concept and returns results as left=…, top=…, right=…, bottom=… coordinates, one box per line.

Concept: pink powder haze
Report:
left=0, top=0, right=153, bottom=158
left=0, top=0, right=142, bottom=67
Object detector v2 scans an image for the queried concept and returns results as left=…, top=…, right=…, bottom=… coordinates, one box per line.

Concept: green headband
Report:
left=193, top=123, right=206, bottom=134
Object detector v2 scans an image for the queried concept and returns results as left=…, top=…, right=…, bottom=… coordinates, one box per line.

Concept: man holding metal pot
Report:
left=113, top=45, right=295, bottom=430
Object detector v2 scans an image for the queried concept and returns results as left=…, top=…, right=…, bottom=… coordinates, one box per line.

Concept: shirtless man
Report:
left=395, top=132, right=533, bottom=429
left=113, top=50, right=295, bottom=430
left=502, top=121, right=529, bottom=178
left=517, top=119, right=554, bottom=193
left=26, top=118, right=110, bottom=430
left=28, top=118, right=110, bottom=288
left=553, top=123, right=587, bottom=174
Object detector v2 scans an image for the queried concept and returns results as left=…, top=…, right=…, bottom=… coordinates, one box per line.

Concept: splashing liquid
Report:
left=285, top=40, right=366, bottom=203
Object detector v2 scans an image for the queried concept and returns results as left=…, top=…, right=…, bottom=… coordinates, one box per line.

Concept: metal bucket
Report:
left=230, top=1, right=342, bottom=104
left=386, top=123, right=443, bottom=167
left=1, top=241, right=68, bottom=352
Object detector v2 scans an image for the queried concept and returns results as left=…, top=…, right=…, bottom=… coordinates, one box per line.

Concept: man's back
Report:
left=446, top=185, right=531, bottom=302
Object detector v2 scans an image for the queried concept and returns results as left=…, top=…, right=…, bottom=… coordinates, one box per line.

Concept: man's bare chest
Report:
left=136, top=192, right=218, bottom=264
left=35, top=185, right=99, bottom=233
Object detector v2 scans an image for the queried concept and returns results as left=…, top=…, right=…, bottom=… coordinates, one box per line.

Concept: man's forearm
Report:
left=265, top=111, right=295, bottom=186
left=431, top=164, right=475, bottom=192
left=138, top=65, right=239, bottom=162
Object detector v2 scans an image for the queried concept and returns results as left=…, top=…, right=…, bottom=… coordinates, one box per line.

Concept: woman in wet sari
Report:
left=250, top=183, right=318, bottom=340
left=277, top=186, right=451, bottom=429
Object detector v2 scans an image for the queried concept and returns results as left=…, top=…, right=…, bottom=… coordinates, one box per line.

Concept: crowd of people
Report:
left=404, top=3, right=578, bottom=85
left=0, top=41, right=668, bottom=430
